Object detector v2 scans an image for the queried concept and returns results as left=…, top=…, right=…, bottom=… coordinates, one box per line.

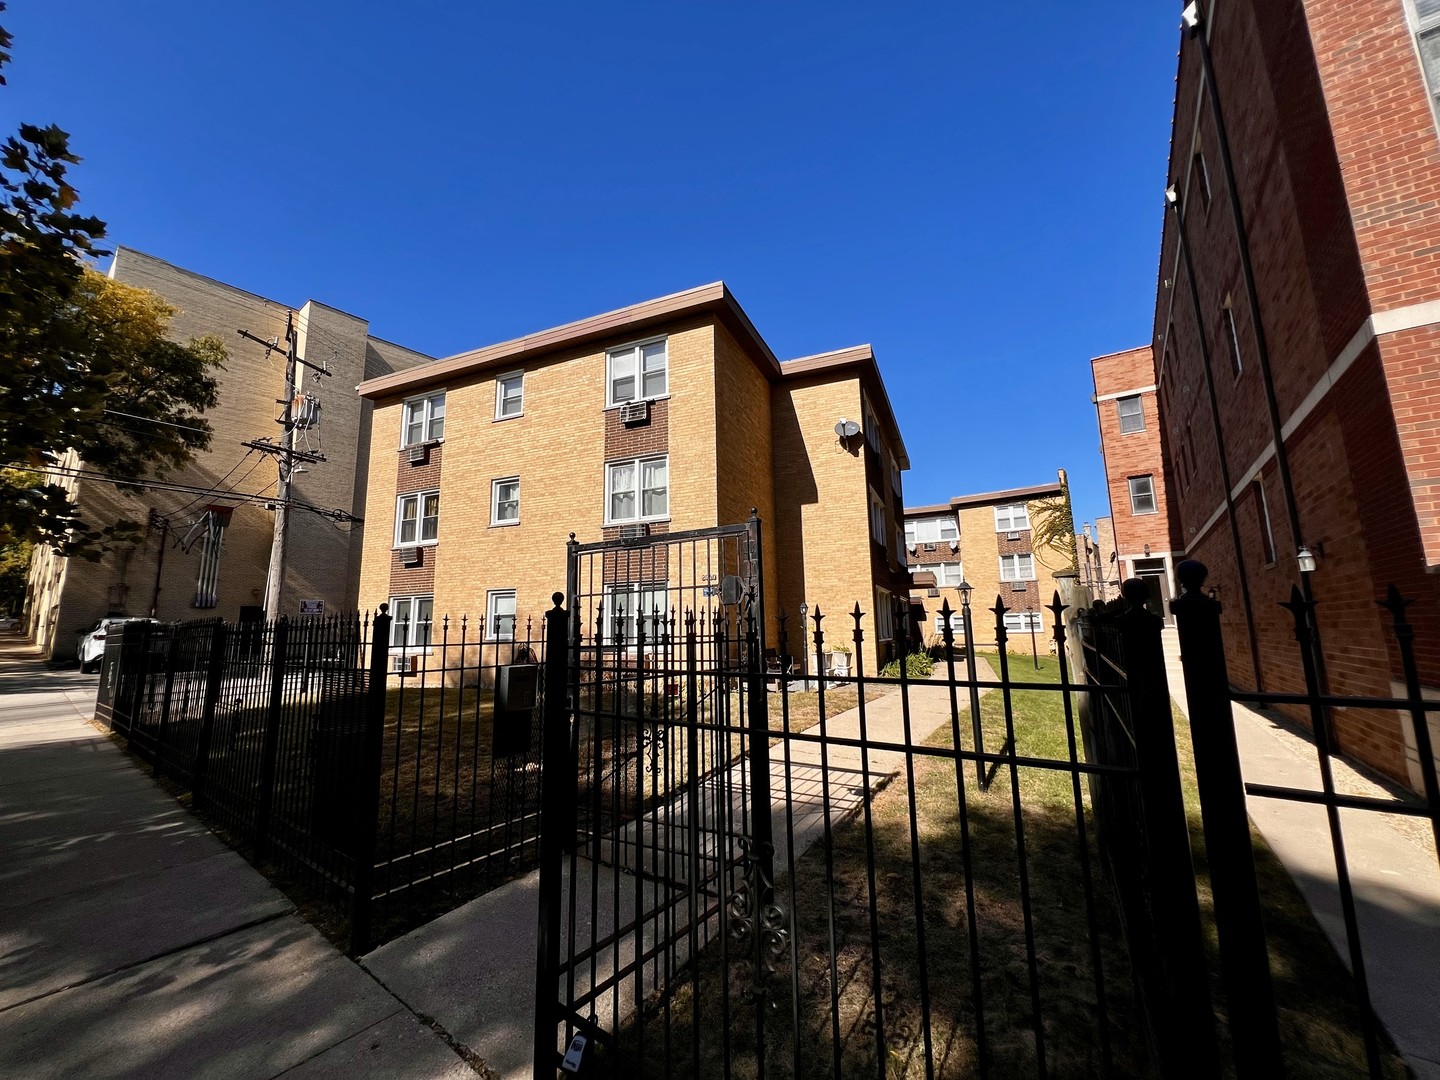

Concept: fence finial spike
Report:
left=1378, top=583, right=1412, bottom=619
left=551, top=591, right=564, bottom=608
left=990, top=595, right=1009, bottom=618
left=939, top=597, right=953, bottom=619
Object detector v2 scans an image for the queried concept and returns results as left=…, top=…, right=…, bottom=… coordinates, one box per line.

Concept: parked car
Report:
left=77, top=617, right=155, bottom=673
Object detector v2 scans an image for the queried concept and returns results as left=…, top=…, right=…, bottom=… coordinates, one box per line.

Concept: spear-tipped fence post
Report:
left=254, top=617, right=290, bottom=860
left=350, top=604, right=391, bottom=955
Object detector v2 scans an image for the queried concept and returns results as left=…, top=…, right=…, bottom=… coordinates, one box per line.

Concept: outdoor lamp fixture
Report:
left=957, top=580, right=973, bottom=607
left=1165, top=183, right=1179, bottom=206
left=1297, top=545, right=1320, bottom=574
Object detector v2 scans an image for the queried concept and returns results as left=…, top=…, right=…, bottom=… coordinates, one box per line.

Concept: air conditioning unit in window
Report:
left=927, top=588, right=941, bottom=599
left=1011, top=581, right=1028, bottom=592
left=400, top=547, right=422, bottom=567
left=391, top=654, right=419, bottom=675
left=923, top=543, right=936, bottom=552
left=619, top=400, right=649, bottom=425
left=619, top=522, right=650, bottom=540
left=1007, top=531, right=1022, bottom=540
left=407, top=443, right=429, bottom=465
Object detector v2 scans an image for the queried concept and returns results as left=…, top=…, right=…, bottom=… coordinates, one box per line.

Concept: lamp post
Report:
left=958, top=580, right=986, bottom=790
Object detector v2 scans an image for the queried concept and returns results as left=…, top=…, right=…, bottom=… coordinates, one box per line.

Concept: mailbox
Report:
left=493, top=663, right=539, bottom=758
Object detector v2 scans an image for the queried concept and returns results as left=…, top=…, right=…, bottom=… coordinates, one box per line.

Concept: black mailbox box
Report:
left=493, top=664, right=539, bottom=757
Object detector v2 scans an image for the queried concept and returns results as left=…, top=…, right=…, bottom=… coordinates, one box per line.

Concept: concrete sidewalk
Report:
left=0, top=633, right=476, bottom=1080
left=1161, top=627, right=1440, bottom=1079
left=364, top=665, right=996, bottom=1079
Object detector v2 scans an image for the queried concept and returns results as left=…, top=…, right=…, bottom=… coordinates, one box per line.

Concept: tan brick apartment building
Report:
left=904, top=476, right=1073, bottom=657
left=26, top=249, right=430, bottom=659
left=354, top=283, right=910, bottom=676
left=1076, top=515, right=1119, bottom=602
left=1093, top=345, right=1179, bottom=620
left=1142, top=0, right=1440, bottom=789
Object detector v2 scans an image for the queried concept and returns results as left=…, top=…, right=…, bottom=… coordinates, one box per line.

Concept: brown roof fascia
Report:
left=781, top=345, right=911, bottom=469
left=949, top=482, right=1062, bottom=509
left=357, top=282, right=781, bottom=399
left=903, top=502, right=952, bottom=518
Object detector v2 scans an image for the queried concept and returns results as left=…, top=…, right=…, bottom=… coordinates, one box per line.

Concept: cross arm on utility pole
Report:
left=236, top=327, right=332, bottom=377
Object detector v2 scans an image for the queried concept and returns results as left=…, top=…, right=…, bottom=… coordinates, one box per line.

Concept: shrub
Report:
left=880, top=652, right=935, bottom=679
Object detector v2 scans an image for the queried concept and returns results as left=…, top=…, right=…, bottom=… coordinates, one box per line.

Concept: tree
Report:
left=0, top=5, right=224, bottom=558
left=1031, top=471, right=1079, bottom=572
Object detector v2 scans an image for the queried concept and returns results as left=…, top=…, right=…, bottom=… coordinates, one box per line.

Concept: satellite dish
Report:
left=834, top=419, right=861, bottom=439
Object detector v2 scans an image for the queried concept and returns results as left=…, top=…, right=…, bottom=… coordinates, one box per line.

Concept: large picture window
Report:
left=402, top=392, right=445, bottom=446
left=395, top=490, right=440, bottom=546
left=390, top=595, right=434, bottom=649
left=607, top=339, right=668, bottom=406
left=606, top=456, right=668, bottom=524
left=906, top=515, right=959, bottom=546
left=919, top=561, right=964, bottom=587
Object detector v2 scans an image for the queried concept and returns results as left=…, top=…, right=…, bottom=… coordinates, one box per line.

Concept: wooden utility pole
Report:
left=237, top=313, right=330, bottom=618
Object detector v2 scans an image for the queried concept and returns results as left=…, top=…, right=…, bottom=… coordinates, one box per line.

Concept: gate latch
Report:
left=560, top=1033, right=589, bottom=1075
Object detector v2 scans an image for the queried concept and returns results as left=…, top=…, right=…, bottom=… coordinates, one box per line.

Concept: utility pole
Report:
left=147, top=509, right=170, bottom=618
left=237, top=313, right=330, bottom=618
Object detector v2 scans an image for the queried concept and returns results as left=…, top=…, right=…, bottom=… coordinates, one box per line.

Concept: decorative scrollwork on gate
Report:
left=727, top=836, right=791, bottom=1009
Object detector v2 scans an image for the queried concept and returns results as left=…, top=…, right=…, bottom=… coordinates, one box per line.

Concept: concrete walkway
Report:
left=1161, top=628, right=1440, bottom=1079
left=364, top=665, right=996, bottom=1078
left=0, top=634, right=476, bottom=1080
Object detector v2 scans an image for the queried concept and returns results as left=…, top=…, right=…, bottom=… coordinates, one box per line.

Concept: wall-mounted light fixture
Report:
left=1296, top=542, right=1325, bottom=574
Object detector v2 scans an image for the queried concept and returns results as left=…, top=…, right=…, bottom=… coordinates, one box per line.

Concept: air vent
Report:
left=1011, top=581, right=1028, bottom=591
left=391, top=654, right=419, bottom=675
left=400, top=547, right=422, bottom=567
left=1006, top=531, right=1022, bottom=540
left=407, top=443, right=429, bottom=465
left=619, top=400, right=649, bottom=425
left=619, top=522, right=650, bottom=540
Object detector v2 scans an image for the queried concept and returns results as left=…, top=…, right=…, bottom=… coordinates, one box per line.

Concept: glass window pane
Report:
left=415, top=597, right=434, bottom=647
left=610, top=349, right=637, bottom=402
left=398, top=497, right=417, bottom=544
left=641, top=459, right=668, bottom=516
left=641, top=343, right=667, bottom=397
left=392, top=598, right=412, bottom=645
left=421, top=494, right=439, bottom=540
left=406, top=418, right=424, bottom=446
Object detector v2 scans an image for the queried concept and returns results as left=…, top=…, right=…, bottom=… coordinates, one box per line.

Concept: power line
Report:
left=101, top=409, right=210, bottom=436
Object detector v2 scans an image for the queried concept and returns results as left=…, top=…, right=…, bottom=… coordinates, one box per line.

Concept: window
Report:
left=906, top=515, right=959, bottom=546
left=603, top=583, right=668, bottom=645
left=1128, top=475, right=1157, bottom=516
left=495, top=371, right=524, bottom=419
left=1117, top=395, right=1144, bottom=434
left=934, top=611, right=966, bottom=636
left=895, top=527, right=907, bottom=566
left=606, top=456, right=668, bottom=523
left=890, top=454, right=902, bottom=494
left=607, top=339, right=667, bottom=406
left=994, top=503, right=1030, bottom=532
left=1223, top=302, right=1243, bottom=375
left=874, top=588, right=893, bottom=641
left=487, top=477, right=521, bottom=525
left=402, top=392, right=445, bottom=446
left=1253, top=479, right=1276, bottom=564
left=999, top=553, right=1036, bottom=582
left=1410, top=0, right=1440, bottom=117
left=920, top=561, right=964, bottom=587
left=1004, top=611, right=1045, bottom=634
left=1191, top=150, right=1212, bottom=211
left=395, top=490, right=440, bottom=546
left=864, top=400, right=880, bottom=450
left=486, top=590, right=517, bottom=641
left=870, top=490, right=887, bottom=544
left=391, top=595, right=435, bottom=649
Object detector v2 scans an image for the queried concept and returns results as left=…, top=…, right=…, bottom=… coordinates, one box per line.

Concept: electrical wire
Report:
left=101, top=409, right=210, bottom=437
left=164, top=449, right=261, bottom=522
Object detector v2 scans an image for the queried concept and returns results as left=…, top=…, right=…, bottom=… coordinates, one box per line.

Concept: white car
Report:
left=77, top=617, right=154, bottom=673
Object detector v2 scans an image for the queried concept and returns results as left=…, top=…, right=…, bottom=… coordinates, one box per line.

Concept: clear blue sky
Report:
left=6, top=2, right=1179, bottom=527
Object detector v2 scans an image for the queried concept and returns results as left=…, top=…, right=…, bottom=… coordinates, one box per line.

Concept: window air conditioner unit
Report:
left=619, top=400, right=649, bottom=425
left=927, top=588, right=941, bottom=599
left=407, top=443, right=429, bottom=465
left=391, top=654, right=419, bottom=675
left=619, top=522, right=650, bottom=540
left=1011, top=581, right=1028, bottom=592
left=400, top=546, right=422, bottom=567
left=923, top=543, right=936, bottom=552
left=1007, top=531, right=1022, bottom=540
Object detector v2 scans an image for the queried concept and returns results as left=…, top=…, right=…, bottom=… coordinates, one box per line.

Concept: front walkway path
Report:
left=0, top=634, right=476, bottom=1080
left=364, top=663, right=996, bottom=1078
left=1161, top=628, right=1440, bottom=1079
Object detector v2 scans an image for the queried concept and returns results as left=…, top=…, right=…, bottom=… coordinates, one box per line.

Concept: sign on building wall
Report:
left=298, top=599, right=324, bottom=615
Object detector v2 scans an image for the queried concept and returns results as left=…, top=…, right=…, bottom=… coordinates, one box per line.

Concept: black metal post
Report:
left=961, top=592, right=985, bottom=790
left=154, top=630, right=179, bottom=779
left=1380, top=586, right=1440, bottom=863
left=1027, top=606, right=1039, bottom=668
left=1170, top=561, right=1283, bottom=1076
left=351, top=606, right=391, bottom=954
left=192, top=623, right=229, bottom=810
left=1166, top=189, right=1264, bottom=690
left=253, top=617, right=289, bottom=860
left=534, top=593, right=570, bottom=1079
left=1116, top=579, right=1220, bottom=1076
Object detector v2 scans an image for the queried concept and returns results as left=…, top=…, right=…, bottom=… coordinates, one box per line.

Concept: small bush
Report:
left=880, top=652, right=936, bottom=679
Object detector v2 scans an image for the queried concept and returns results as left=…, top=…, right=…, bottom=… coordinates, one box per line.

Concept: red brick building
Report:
left=1144, top=0, right=1440, bottom=790
left=1092, top=345, right=1180, bottom=620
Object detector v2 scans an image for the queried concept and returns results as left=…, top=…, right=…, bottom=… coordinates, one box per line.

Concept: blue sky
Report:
left=6, top=2, right=1179, bottom=527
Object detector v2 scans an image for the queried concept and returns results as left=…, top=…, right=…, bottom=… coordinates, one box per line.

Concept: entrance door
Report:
left=1132, top=557, right=1172, bottom=622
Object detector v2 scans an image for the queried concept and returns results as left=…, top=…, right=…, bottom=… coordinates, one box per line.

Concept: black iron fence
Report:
left=95, top=605, right=547, bottom=952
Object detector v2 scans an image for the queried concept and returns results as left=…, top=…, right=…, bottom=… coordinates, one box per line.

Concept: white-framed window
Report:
left=1408, top=0, right=1440, bottom=118
left=1004, top=611, right=1045, bottom=634
left=606, top=455, right=668, bottom=524
left=889, top=454, right=902, bottom=493
left=606, top=338, right=667, bottom=406
left=1253, top=478, right=1276, bottom=564
left=1191, top=150, right=1212, bottom=212
left=863, top=399, right=880, bottom=450
left=995, top=503, right=1030, bottom=532
left=934, top=612, right=966, bottom=636
left=919, top=561, right=964, bottom=587
left=999, top=553, right=1036, bottom=582
left=390, top=594, right=434, bottom=649
left=486, top=589, right=517, bottom=641
left=491, top=477, right=520, bottom=525
left=1223, top=302, right=1243, bottom=375
left=906, top=515, right=959, bottom=546
left=895, top=526, right=907, bottom=566
left=495, top=371, right=524, bottom=419
left=394, top=490, right=440, bottom=546
left=402, top=392, right=445, bottom=447
left=1129, top=475, right=1157, bottom=516
left=603, top=583, right=669, bottom=645
left=1117, top=395, right=1144, bottom=434
left=870, top=489, right=887, bottom=544
left=874, top=587, right=893, bottom=642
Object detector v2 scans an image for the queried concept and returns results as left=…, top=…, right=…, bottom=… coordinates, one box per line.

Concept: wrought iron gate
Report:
left=534, top=515, right=779, bottom=1076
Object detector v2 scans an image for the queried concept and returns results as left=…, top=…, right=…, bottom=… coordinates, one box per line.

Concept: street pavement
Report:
left=0, top=634, right=477, bottom=1080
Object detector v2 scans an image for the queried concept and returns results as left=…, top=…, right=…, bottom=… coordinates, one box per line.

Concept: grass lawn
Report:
left=598, top=654, right=1406, bottom=1078
left=766, top=682, right=891, bottom=737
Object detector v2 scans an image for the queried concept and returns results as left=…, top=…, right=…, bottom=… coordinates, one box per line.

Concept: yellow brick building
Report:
left=904, top=476, right=1076, bottom=658
left=356, top=284, right=910, bottom=676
